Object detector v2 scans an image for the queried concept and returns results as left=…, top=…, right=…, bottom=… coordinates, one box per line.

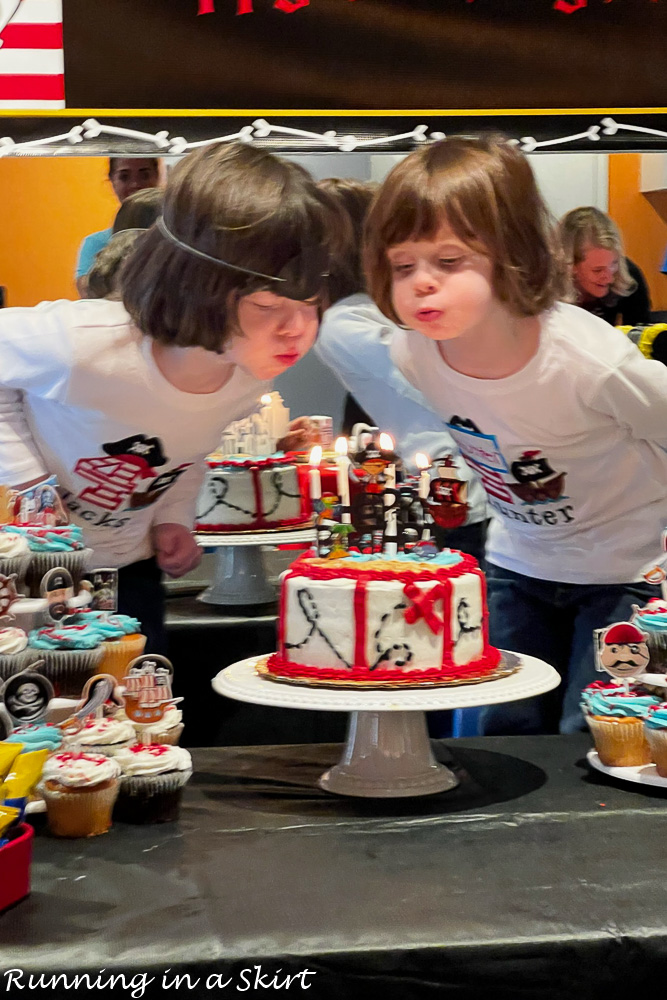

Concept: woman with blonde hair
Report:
left=558, top=206, right=650, bottom=326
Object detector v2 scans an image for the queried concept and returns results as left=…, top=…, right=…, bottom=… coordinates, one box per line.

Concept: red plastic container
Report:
left=0, top=823, right=33, bottom=912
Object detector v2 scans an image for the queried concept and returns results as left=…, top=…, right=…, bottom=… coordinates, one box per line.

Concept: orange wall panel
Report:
left=0, top=157, right=118, bottom=307
left=608, top=154, right=667, bottom=313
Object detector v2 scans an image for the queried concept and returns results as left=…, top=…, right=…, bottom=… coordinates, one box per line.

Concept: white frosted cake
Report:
left=195, top=456, right=311, bottom=532
left=266, top=550, right=504, bottom=687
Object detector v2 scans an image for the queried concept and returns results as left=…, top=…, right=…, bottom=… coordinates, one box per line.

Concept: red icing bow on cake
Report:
left=402, top=582, right=446, bottom=635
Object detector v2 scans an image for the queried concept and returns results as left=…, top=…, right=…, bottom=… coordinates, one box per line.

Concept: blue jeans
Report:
left=479, top=564, right=661, bottom=736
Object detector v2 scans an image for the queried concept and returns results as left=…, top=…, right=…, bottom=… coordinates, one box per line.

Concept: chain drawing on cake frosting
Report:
left=372, top=600, right=413, bottom=669
left=284, top=588, right=351, bottom=668
left=196, top=466, right=302, bottom=523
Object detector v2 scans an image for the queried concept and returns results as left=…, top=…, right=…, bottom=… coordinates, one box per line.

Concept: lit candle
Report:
left=415, top=452, right=431, bottom=542
left=379, top=433, right=397, bottom=557
left=335, top=436, right=351, bottom=524
left=308, top=445, right=322, bottom=502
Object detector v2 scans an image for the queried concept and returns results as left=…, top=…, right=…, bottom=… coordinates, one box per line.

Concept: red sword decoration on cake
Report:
left=402, top=582, right=446, bottom=635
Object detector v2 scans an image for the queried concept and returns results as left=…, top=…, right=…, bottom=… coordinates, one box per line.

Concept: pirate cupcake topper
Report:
left=122, top=655, right=180, bottom=739
left=1, top=669, right=54, bottom=727
left=594, top=621, right=651, bottom=692
left=0, top=573, right=19, bottom=618
left=40, top=567, right=75, bottom=622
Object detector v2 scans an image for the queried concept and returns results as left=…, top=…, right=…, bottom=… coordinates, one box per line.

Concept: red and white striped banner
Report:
left=0, top=0, right=64, bottom=109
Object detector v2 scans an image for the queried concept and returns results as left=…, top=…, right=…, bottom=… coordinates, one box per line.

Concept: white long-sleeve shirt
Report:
left=391, top=301, right=667, bottom=584
left=0, top=299, right=268, bottom=567
left=316, top=293, right=488, bottom=525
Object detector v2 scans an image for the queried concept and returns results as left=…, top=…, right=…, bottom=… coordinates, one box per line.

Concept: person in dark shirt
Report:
left=558, top=206, right=651, bottom=327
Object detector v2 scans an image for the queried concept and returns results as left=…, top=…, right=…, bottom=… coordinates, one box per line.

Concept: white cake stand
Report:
left=212, top=653, right=560, bottom=798
left=195, top=527, right=316, bottom=606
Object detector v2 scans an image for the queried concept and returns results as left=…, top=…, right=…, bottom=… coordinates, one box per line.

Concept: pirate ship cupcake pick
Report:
left=427, top=455, right=469, bottom=530
left=122, top=654, right=181, bottom=744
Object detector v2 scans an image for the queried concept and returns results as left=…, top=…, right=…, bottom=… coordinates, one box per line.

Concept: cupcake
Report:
left=113, top=744, right=192, bottom=824
left=6, top=722, right=63, bottom=755
left=631, top=599, right=667, bottom=671
left=63, top=612, right=146, bottom=684
left=0, top=626, right=33, bottom=680
left=132, top=704, right=184, bottom=746
left=2, top=525, right=92, bottom=597
left=581, top=680, right=660, bottom=766
left=644, top=704, right=667, bottom=776
left=65, top=715, right=136, bottom=757
left=27, top=623, right=104, bottom=697
left=0, top=530, right=31, bottom=594
left=38, top=751, right=121, bottom=837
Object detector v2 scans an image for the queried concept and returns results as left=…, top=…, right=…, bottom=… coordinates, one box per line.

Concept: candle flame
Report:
left=309, top=445, right=323, bottom=467
left=335, top=436, right=348, bottom=457
left=415, top=452, right=430, bottom=470
left=379, top=433, right=394, bottom=452
left=260, top=394, right=272, bottom=405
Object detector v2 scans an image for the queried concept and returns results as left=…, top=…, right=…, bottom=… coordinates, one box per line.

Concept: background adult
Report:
left=559, top=206, right=651, bottom=327
left=75, top=158, right=162, bottom=297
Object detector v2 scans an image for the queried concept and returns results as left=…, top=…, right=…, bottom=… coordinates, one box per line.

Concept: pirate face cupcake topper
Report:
left=595, top=621, right=651, bottom=687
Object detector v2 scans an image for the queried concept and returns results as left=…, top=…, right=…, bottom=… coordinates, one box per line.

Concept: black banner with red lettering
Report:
left=61, top=0, right=667, bottom=111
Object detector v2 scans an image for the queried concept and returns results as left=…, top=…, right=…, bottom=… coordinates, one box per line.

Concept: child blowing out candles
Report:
left=0, top=143, right=338, bottom=652
left=364, top=135, right=667, bottom=735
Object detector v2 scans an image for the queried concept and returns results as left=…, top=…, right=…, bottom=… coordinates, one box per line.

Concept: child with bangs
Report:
left=364, top=136, right=667, bottom=735
left=0, top=142, right=334, bottom=651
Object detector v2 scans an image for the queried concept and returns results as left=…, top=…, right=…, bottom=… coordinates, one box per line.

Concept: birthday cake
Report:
left=265, top=550, right=506, bottom=688
left=195, top=455, right=311, bottom=533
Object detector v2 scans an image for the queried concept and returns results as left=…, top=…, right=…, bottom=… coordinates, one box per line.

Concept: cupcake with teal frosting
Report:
left=62, top=612, right=146, bottom=683
left=27, top=622, right=104, bottom=697
left=6, top=722, right=63, bottom=755
left=631, top=599, right=667, bottom=670
left=581, top=680, right=660, bottom=767
left=2, top=525, right=92, bottom=597
left=644, top=704, right=667, bottom=776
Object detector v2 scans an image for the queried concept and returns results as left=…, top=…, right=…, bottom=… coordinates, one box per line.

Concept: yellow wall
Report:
left=0, top=157, right=118, bottom=307
left=608, top=154, right=667, bottom=313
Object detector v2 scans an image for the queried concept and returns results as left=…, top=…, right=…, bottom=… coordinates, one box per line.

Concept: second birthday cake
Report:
left=265, top=550, right=506, bottom=687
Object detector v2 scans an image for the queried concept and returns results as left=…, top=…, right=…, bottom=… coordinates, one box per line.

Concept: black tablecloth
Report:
left=5, top=734, right=667, bottom=999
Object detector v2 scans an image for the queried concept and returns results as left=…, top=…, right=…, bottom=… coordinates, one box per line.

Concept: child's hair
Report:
left=558, top=206, right=636, bottom=300
left=364, top=135, right=565, bottom=326
left=317, top=178, right=377, bottom=302
left=113, top=188, right=164, bottom=234
left=121, top=143, right=339, bottom=352
left=88, top=231, right=142, bottom=300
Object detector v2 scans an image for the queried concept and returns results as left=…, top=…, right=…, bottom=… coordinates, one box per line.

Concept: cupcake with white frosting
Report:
left=64, top=715, right=136, bottom=757
left=121, top=704, right=184, bottom=747
left=0, top=625, right=33, bottom=678
left=0, top=531, right=31, bottom=593
left=113, top=744, right=192, bottom=823
left=39, top=751, right=121, bottom=837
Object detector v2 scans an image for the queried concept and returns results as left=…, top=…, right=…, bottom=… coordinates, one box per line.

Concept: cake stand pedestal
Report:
left=212, top=653, right=560, bottom=798
left=195, top=527, right=316, bottom=606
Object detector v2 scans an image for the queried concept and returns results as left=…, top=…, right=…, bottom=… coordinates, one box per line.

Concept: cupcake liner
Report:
left=115, top=769, right=191, bottom=824
left=0, top=554, right=31, bottom=594
left=98, top=634, right=147, bottom=684
left=587, top=715, right=652, bottom=767
left=28, top=646, right=105, bottom=698
left=38, top=777, right=119, bottom=837
left=134, top=722, right=184, bottom=747
left=120, top=768, right=191, bottom=798
left=27, top=548, right=92, bottom=597
left=0, top=649, right=41, bottom=680
left=645, top=727, right=667, bottom=777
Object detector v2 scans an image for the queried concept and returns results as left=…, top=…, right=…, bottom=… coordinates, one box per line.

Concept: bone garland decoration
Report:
left=284, top=587, right=351, bottom=667
left=0, top=117, right=642, bottom=158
